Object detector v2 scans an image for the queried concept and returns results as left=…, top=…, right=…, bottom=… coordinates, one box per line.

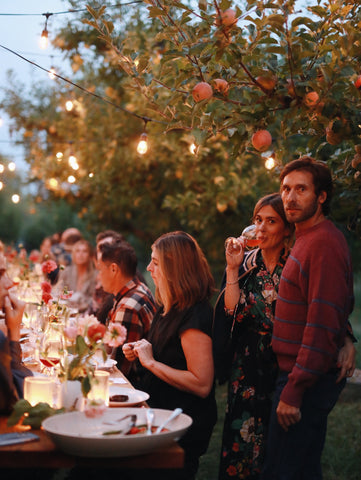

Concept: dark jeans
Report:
left=262, top=370, right=345, bottom=480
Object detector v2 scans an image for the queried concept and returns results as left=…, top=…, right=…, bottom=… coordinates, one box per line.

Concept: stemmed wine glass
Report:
left=224, top=224, right=261, bottom=253
left=39, top=321, right=65, bottom=377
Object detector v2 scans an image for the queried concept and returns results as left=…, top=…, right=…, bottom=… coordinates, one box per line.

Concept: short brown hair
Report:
left=99, top=240, right=137, bottom=278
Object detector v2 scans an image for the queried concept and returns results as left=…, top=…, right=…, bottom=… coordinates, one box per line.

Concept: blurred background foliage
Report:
left=0, top=0, right=361, bottom=283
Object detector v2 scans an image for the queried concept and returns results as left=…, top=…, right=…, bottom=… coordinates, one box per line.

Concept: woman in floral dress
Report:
left=214, top=193, right=293, bottom=480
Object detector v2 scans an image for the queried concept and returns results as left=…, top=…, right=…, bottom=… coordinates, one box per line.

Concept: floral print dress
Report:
left=219, top=250, right=287, bottom=480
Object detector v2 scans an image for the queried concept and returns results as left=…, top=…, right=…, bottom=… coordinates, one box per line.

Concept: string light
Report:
left=8, top=162, right=16, bottom=172
left=69, top=154, right=79, bottom=170
left=265, top=154, right=276, bottom=170
left=0, top=182, right=3, bottom=191
left=11, top=194, right=20, bottom=204
left=0, top=164, right=4, bottom=173
left=189, top=143, right=197, bottom=155
left=48, top=66, right=56, bottom=80
left=137, top=133, right=148, bottom=155
left=39, top=13, right=52, bottom=50
left=65, top=100, right=74, bottom=112
left=67, top=175, right=76, bottom=183
left=56, top=152, right=63, bottom=161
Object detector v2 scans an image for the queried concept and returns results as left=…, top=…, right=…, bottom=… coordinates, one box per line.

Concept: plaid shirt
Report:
left=107, top=279, right=156, bottom=376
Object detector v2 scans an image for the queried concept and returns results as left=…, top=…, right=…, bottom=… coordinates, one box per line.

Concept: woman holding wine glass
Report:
left=214, top=193, right=294, bottom=480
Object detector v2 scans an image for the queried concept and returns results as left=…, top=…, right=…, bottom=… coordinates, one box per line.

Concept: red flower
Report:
left=29, top=251, right=40, bottom=263
left=41, top=259, right=58, bottom=274
left=87, top=323, right=107, bottom=342
left=42, top=292, right=52, bottom=304
left=41, top=281, right=52, bottom=293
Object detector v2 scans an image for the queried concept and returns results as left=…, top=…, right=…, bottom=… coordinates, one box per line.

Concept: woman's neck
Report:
left=261, top=247, right=283, bottom=274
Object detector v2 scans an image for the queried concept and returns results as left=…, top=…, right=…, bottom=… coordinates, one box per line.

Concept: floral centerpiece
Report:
left=62, top=314, right=127, bottom=397
left=40, top=258, right=127, bottom=403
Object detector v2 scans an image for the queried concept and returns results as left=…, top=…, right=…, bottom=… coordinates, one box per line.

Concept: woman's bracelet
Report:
left=226, top=279, right=239, bottom=285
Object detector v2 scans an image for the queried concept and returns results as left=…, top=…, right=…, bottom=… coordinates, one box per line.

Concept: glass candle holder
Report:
left=24, top=376, right=55, bottom=406
left=88, top=370, right=110, bottom=406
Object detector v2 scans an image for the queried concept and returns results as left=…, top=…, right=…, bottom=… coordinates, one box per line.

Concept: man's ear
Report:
left=318, top=190, right=327, bottom=205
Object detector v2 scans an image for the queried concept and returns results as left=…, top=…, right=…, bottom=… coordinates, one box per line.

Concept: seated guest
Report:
left=97, top=240, right=156, bottom=377
left=51, top=227, right=83, bottom=267
left=123, top=231, right=217, bottom=480
left=0, top=253, right=32, bottom=414
left=58, top=240, right=97, bottom=313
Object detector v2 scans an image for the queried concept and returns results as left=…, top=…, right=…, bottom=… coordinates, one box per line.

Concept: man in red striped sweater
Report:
left=262, top=156, right=355, bottom=479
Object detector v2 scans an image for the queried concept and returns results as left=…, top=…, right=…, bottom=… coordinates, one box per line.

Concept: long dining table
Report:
left=0, top=367, right=185, bottom=471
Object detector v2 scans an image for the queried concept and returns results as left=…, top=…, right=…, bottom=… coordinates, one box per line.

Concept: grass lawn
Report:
left=196, top=276, right=361, bottom=480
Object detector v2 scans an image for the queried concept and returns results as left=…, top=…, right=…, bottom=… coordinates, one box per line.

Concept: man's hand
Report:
left=4, top=293, right=25, bottom=342
left=336, top=335, right=356, bottom=383
left=276, top=400, right=301, bottom=432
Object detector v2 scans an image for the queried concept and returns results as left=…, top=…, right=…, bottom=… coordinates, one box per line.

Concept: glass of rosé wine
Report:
left=39, top=321, right=65, bottom=377
left=224, top=225, right=261, bottom=253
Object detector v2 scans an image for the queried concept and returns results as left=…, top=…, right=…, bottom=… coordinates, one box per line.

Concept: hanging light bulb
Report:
left=189, top=143, right=197, bottom=155
left=65, top=100, right=74, bottom=112
left=11, top=194, right=20, bottom=204
left=0, top=182, right=3, bottom=191
left=8, top=162, right=16, bottom=172
left=265, top=155, right=276, bottom=170
left=0, top=164, right=4, bottom=173
left=39, top=13, right=52, bottom=50
left=56, top=152, right=63, bottom=161
left=137, top=133, right=148, bottom=155
left=69, top=154, right=79, bottom=170
left=67, top=175, right=76, bottom=184
left=48, top=66, right=56, bottom=80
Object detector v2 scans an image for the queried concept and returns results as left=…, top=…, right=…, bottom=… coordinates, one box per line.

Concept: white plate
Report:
left=42, top=408, right=192, bottom=457
left=95, top=358, right=117, bottom=370
left=108, top=386, right=149, bottom=407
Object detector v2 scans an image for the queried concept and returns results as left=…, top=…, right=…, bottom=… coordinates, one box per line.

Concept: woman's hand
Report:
left=225, top=236, right=246, bottom=269
left=4, top=293, right=25, bottom=342
left=133, top=339, right=155, bottom=369
left=122, top=342, right=138, bottom=362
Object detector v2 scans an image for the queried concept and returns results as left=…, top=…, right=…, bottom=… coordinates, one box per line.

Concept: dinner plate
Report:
left=108, top=386, right=149, bottom=407
left=42, top=408, right=192, bottom=457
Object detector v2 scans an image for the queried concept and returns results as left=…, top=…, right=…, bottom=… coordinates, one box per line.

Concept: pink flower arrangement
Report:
left=41, top=259, right=58, bottom=274
left=62, top=314, right=127, bottom=396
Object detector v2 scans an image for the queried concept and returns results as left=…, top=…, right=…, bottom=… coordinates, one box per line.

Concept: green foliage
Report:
left=7, top=399, right=64, bottom=430
left=1, top=0, right=361, bottom=278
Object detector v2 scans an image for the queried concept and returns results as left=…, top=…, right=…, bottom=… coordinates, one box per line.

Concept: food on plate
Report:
left=109, top=394, right=129, bottom=403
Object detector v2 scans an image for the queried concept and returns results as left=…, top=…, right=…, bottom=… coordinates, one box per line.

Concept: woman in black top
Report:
left=123, top=231, right=217, bottom=480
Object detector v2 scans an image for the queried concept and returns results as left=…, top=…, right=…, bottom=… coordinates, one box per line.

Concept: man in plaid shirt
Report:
left=97, top=240, right=156, bottom=377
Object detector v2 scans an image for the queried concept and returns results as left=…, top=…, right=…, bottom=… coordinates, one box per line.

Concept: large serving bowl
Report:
left=42, top=408, right=192, bottom=457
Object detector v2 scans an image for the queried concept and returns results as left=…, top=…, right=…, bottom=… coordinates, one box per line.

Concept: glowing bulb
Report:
left=0, top=182, right=3, bottom=190
left=0, top=164, right=4, bottom=173
left=8, top=162, right=16, bottom=172
left=69, top=155, right=79, bottom=170
left=48, top=67, right=56, bottom=80
left=0, top=117, right=3, bottom=127
left=48, top=178, right=58, bottom=189
left=67, top=175, right=76, bottom=184
left=40, top=29, right=49, bottom=49
left=56, top=152, right=63, bottom=161
left=137, top=133, right=148, bottom=155
left=265, top=157, right=275, bottom=170
left=189, top=143, right=197, bottom=155
left=89, top=172, right=94, bottom=178
left=12, top=194, right=20, bottom=204
left=65, top=100, right=74, bottom=112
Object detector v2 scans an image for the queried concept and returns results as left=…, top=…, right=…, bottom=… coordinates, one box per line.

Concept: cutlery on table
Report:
left=155, top=408, right=182, bottom=434
left=146, top=408, right=154, bottom=435
left=102, top=414, right=137, bottom=436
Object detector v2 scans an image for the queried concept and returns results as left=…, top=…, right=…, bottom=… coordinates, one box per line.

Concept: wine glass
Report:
left=39, top=321, right=65, bottom=377
left=224, top=224, right=261, bottom=253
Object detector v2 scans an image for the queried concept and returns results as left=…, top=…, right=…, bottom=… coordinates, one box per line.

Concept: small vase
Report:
left=61, top=380, right=85, bottom=411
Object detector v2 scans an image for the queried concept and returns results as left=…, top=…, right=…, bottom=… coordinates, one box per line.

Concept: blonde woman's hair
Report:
left=152, top=231, right=215, bottom=311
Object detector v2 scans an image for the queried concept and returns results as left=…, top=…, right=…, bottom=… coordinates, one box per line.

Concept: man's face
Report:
left=281, top=170, right=326, bottom=228
left=97, top=256, right=115, bottom=294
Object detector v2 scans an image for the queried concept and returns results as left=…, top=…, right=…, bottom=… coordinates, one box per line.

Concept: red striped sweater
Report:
left=272, top=219, right=354, bottom=407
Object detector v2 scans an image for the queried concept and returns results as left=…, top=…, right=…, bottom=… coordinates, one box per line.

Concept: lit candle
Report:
left=24, top=377, right=54, bottom=406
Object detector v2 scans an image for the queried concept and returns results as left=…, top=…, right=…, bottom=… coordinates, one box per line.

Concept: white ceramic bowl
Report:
left=42, top=408, right=192, bottom=457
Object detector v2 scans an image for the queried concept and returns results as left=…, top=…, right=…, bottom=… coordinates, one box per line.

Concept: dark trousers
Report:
left=262, top=370, right=345, bottom=480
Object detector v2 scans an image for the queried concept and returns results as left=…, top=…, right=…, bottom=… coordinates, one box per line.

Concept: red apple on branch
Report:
left=304, top=91, right=319, bottom=108
left=192, top=82, right=213, bottom=102
left=252, top=130, right=272, bottom=152
left=213, top=79, right=229, bottom=96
